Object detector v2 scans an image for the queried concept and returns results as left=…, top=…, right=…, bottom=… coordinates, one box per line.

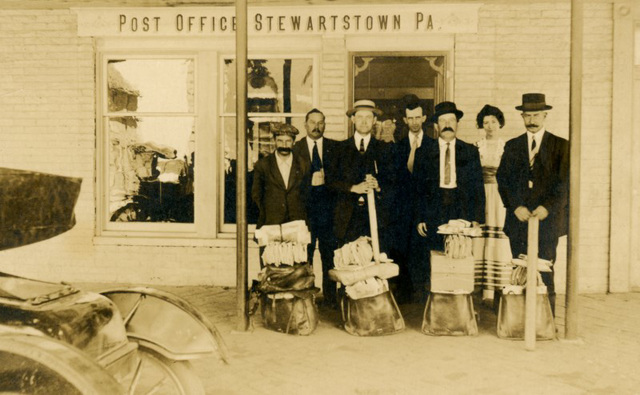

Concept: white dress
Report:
left=472, top=138, right=512, bottom=299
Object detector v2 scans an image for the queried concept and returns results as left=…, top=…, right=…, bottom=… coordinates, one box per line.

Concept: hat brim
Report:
left=346, top=107, right=383, bottom=117
left=429, top=109, right=464, bottom=123
left=515, top=105, right=553, bottom=111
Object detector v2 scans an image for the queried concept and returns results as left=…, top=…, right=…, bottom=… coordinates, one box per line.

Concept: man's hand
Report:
left=514, top=206, right=531, bottom=222
left=365, top=174, right=381, bottom=192
left=417, top=223, right=428, bottom=237
left=350, top=182, right=369, bottom=195
left=532, top=205, right=549, bottom=220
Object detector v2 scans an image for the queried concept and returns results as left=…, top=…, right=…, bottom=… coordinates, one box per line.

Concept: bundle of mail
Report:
left=329, top=236, right=399, bottom=300
left=255, top=220, right=311, bottom=266
left=509, top=254, right=552, bottom=287
left=438, top=219, right=482, bottom=259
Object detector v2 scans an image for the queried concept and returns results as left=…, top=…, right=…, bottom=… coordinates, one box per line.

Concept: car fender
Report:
left=100, top=287, right=228, bottom=363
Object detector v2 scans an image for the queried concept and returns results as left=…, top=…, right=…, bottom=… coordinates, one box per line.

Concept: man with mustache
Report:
left=252, top=122, right=310, bottom=233
left=413, top=101, right=485, bottom=296
left=496, top=93, right=569, bottom=315
left=293, top=109, right=339, bottom=307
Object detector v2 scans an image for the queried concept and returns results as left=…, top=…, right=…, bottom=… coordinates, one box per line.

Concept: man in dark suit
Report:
left=496, top=93, right=569, bottom=315
left=251, top=123, right=309, bottom=232
left=326, top=100, right=396, bottom=252
left=293, top=108, right=339, bottom=306
left=392, top=100, right=431, bottom=302
left=413, top=102, right=485, bottom=296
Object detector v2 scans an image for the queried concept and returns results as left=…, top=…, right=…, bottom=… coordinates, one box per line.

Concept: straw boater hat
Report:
left=270, top=122, right=299, bottom=138
left=346, top=99, right=383, bottom=117
left=515, top=93, right=553, bottom=112
left=429, top=101, right=464, bottom=123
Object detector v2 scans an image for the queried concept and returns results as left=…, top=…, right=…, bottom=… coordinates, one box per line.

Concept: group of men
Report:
left=251, top=93, right=569, bottom=312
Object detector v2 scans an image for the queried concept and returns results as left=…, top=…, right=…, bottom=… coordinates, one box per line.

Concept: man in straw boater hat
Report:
left=326, top=99, right=397, bottom=252
left=251, top=122, right=310, bottom=237
left=496, top=93, right=569, bottom=315
left=412, top=101, right=485, bottom=300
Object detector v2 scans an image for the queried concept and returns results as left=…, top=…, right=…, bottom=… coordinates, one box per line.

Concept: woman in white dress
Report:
left=473, top=105, right=512, bottom=302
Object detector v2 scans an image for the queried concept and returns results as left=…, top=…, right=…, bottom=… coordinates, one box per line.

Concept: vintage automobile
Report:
left=0, top=167, right=227, bottom=394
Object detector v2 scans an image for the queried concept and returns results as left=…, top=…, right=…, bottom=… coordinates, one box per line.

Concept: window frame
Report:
left=217, top=53, right=320, bottom=234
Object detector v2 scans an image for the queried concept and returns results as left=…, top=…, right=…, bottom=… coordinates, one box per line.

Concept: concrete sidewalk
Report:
left=85, top=284, right=640, bottom=394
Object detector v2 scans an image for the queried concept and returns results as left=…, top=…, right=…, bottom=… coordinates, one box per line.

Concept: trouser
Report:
left=307, top=211, right=337, bottom=304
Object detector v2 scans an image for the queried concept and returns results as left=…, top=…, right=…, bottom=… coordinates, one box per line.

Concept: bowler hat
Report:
left=346, top=99, right=383, bottom=117
left=430, top=101, right=464, bottom=123
left=270, top=122, right=299, bottom=138
left=515, top=93, right=553, bottom=112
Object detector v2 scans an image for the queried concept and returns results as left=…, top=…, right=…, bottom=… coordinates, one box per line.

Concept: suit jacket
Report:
left=413, top=138, right=485, bottom=227
left=393, top=133, right=431, bottom=250
left=326, top=136, right=397, bottom=241
left=293, top=137, right=338, bottom=219
left=251, top=152, right=310, bottom=229
left=496, top=131, right=569, bottom=240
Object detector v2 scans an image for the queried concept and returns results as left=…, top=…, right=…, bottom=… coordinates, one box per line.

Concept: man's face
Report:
left=352, top=110, right=376, bottom=135
left=275, top=134, right=294, bottom=156
left=404, top=107, right=426, bottom=134
left=305, top=112, right=325, bottom=140
left=521, top=111, right=547, bottom=133
left=436, top=113, right=458, bottom=142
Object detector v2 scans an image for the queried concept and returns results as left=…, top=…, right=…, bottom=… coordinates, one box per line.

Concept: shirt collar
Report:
left=438, top=137, right=456, bottom=147
left=527, top=130, right=545, bottom=145
left=276, top=152, right=293, bottom=166
left=306, top=135, right=323, bottom=148
left=409, top=131, right=423, bottom=144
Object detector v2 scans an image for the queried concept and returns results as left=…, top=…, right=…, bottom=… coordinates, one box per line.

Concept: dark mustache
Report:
left=277, top=147, right=292, bottom=154
left=526, top=124, right=539, bottom=128
left=441, top=127, right=454, bottom=133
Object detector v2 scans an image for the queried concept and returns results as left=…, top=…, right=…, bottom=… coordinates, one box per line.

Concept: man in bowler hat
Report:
left=413, top=101, right=485, bottom=297
left=496, top=93, right=569, bottom=315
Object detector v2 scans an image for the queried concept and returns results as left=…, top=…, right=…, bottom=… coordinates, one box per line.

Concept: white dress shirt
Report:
left=410, top=130, right=424, bottom=149
left=276, top=152, right=293, bottom=189
left=439, top=137, right=457, bottom=189
left=354, top=132, right=372, bottom=152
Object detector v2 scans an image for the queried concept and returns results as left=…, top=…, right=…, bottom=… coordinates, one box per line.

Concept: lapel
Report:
left=298, top=138, right=311, bottom=163
left=516, top=133, right=530, bottom=165
left=537, top=131, right=552, bottom=168
left=268, top=154, right=287, bottom=190
left=287, top=155, right=302, bottom=191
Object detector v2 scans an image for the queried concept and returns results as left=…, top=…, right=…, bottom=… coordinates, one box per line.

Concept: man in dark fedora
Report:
left=496, top=93, right=569, bottom=315
left=412, top=101, right=485, bottom=298
left=326, top=99, right=396, bottom=252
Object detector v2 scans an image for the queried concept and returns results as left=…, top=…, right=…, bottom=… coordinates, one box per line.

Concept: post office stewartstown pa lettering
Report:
left=74, top=5, right=481, bottom=37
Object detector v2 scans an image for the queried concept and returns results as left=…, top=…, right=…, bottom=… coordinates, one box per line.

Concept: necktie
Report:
left=530, top=137, right=537, bottom=170
left=359, top=138, right=365, bottom=154
left=444, top=142, right=451, bottom=185
left=407, top=137, right=417, bottom=173
left=311, top=141, right=322, bottom=173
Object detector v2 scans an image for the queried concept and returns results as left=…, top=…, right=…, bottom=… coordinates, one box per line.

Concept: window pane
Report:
left=354, top=55, right=445, bottom=140
left=108, top=116, right=195, bottom=223
left=222, top=116, right=305, bottom=225
left=223, top=58, right=313, bottom=114
left=107, top=59, right=195, bottom=113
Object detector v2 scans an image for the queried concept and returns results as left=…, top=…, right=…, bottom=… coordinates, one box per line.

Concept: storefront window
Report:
left=104, top=59, right=195, bottom=225
left=352, top=54, right=447, bottom=140
left=221, top=57, right=314, bottom=229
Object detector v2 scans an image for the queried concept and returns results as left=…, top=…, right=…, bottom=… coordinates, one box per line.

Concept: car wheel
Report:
left=130, top=346, right=204, bottom=395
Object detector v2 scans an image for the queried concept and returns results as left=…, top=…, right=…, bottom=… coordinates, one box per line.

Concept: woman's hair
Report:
left=476, top=104, right=505, bottom=129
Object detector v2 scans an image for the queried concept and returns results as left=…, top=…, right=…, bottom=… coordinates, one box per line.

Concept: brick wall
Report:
left=0, top=3, right=617, bottom=292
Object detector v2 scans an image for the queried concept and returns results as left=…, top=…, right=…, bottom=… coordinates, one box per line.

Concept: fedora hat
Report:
left=430, top=101, right=464, bottom=123
left=346, top=99, right=383, bottom=117
left=515, top=93, right=553, bottom=112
